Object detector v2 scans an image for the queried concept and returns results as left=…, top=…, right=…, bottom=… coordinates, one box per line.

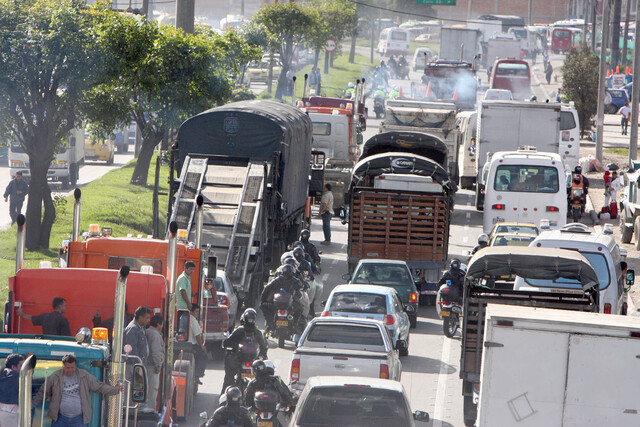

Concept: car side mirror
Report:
left=342, top=274, right=351, bottom=281
left=176, top=310, right=190, bottom=342
left=199, top=412, right=209, bottom=420
left=131, top=364, right=147, bottom=403
left=394, top=339, right=407, bottom=351
left=413, top=410, right=430, bottom=422
left=626, top=269, right=635, bottom=286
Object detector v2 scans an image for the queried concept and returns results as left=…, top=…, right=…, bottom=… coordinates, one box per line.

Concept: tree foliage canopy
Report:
left=562, top=47, right=600, bottom=137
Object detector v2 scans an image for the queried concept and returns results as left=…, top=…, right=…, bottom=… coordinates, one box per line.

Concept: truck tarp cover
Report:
left=466, top=247, right=598, bottom=289
left=361, top=131, right=448, bottom=166
left=350, top=152, right=455, bottom=193
left=177, top=100, right=312, bottom=214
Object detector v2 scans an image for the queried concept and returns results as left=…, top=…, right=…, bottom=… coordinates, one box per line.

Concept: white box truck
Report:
left=439, top=27, right=480, bottom=63
left=474, top=100, right=561, bottom=209
left=484, top=36, right=521, bottom=68
left=478, top=304, right=640, bottom=427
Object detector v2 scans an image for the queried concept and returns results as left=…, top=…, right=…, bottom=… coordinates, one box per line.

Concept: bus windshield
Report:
left=496, top=63, right=529, bottom=76
left=493, top=164, right=559, bottom=193
left=554, top=29, right=571, bottom=38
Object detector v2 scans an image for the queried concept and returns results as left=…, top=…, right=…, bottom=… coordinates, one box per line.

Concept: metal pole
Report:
left=596, top=0, right=612, bottom=163
left=72, top=188, right=81, bottom=242
left=528, top=0, right=533, bottom=26
left=370, top=19, right=375, bottom=64
left=195, top=194, right=204, bottom=249
left=164, top=222, right=179, bottom=399
left=591, top=0, right=597, bottom=51
left=15, top=214, right=25, bottom=273
left=611, top=0, right=623, bottom=68
left=621, top=0, right=632, bottom=66
left=302, top=74, right=308, bottom=99
left=18, top=354, right=36, bottom=427
left=467, top=0, right=473, bottom=20
left=629, top=0, right=640, bottom=164
left=292, top=76, right=297, bottom=106
left=107, top=266, right=130, bottom=427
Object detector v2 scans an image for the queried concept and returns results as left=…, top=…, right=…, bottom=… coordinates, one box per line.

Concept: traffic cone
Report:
left=452, top=89, right=458, bottom=101
left=426, top=82, right=434, bottom=98
left=616, top=65, right=620, bottom=74
left=607, top=69, right=611, bottom=77
left=626, top=66, right=630, bottom=74
left=398, top=86, right=404, bottom=99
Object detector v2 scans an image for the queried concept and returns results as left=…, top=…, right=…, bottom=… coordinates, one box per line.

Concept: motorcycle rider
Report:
left=471, top=234, right=489, bottom=255
left=572, top=165, right=589, bottom=194
left=300, top=229, right=321, bottom=269
left=243, top=360, right=293, bottom=412
left=345, top=82, right=356, bottom=99
left=397, top=55, right=409, bottom=78
left=261, top=264, right=305, bottom=332
left=438, top=259, right=466, bottom=302
left=205, top=386, right=254, bottom=427
left=387, top=55, right=398, bottom=77
left=221, top=308, right=268, bottom=394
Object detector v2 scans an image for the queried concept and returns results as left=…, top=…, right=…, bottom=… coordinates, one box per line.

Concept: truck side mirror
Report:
left=176, top=310, right=190, bottom=342
left=626, top=269, right=635, bottom=286
left=131, top=364, right=147, bottom=403
left=413, top=410, right=430, bottom=422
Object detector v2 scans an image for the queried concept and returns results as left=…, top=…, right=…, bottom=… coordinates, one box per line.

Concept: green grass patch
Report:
left=0, top=155, right=169, bottom=308
left=605, top=148, right=629, bottom=156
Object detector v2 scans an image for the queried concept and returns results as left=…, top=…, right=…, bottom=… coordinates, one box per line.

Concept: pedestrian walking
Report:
left=4, top=171, right=28, bottom=225
left=123, top=306, right=152, bottom=363
left=145, top=315, right=164, bottom=411
left=619, top=101, right=631, bottom=135
left=32, top=353, right=122, bottom=426
left=0, top=354, right=25, bottom=425
left=545, top=62, right=553, bottom=84
left=319, top=184, right=334, bottom=245
left=543, top=51, right=549, bottom=71
left=17, top=297, right=71, bottom=336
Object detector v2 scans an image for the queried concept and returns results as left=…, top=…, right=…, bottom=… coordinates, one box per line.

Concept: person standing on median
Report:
left=3, top=171, right=28, bottom=225
left=319, top=184, right=334, bottom=246
left=145, top=315, right=164, bottom=411
left=177, top=261, right=196, bottom=311
left=17, top=297, right=71, bottom=336
left=123, top=306, right=152, bottom=363
left=0, top=353, right=25, bottom=425
left=32, top=353, right=122, bottom=427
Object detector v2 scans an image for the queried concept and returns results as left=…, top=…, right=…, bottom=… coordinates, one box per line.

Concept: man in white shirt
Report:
left=189, top=304, right=208, bottom=384
left=619, top=101, right=631, bottom=135
left=319, top=184, right=334, bottom=245
left=609, top=170, right=624, bottom=202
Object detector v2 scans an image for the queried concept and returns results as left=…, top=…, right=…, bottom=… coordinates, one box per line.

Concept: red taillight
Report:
left=219, top=295, right=229, bottom=307
left=410, top=292, right=418, bottom=303
left=279, top=310, right=285, bottom=315
left=245, top=361, right=251, bottom=368
left=379, top=363, right=389, bottom=379
left=290, top=358, right=300, bottom=381
left=321, top=311, right=331, bottom=317
left=492, top=204, right=505, bottom=210
left=385, top=315, right=395, bottom=325
left=604, top=303, right=612, bottom=314
left=546, top=206, right=559, bottom=212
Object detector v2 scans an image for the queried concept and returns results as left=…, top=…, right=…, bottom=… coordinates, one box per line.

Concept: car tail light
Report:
left=385, top=315, right=395, bottom=325
left=321, top=311, right=331, bottom=317
left=410, top=292, right=418, bottom=303
left=379, top=363, right=389, bottom=379
left=279, top=310, right=286, bottom=315
left=290, top=358, right=300, bottom=382
left=492, top=204, right=505, bottom=210
left=245, top=361, right=251, bottom=368
left=604, top=303, right=611, bottom=314
left=219, top=295, right=229, bottom=307
left=546, top=206, right=559, bottom=212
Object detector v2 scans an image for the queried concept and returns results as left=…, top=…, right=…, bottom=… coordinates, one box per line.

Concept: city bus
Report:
left=490, top=59, right=531, bottom=100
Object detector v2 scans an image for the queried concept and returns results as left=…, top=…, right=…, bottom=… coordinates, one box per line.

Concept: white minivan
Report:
left=378, top=28, right=411, bottom=56
left=515, top=223, right=627, bottom=314
left=483, top=149, right=567, bottom=233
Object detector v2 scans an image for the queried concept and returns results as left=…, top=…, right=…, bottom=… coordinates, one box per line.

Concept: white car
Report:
left=203, top=269, right=238, bottom=328
left=483, top=89, right=513, bottom=100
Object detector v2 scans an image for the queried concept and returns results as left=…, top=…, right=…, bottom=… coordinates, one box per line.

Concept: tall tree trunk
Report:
left=25, top=153, right=53, bottom=250
left=130, top=135, right=162, bottom=186
left=610, top=0, right=622, bottom=68
left=313, top=49, right=320, bottom=67
left=39, top=182, right=55, bottom=249
left=275, top=62, right=290, bottom=100
left=349, top=34, right=357, bottom=63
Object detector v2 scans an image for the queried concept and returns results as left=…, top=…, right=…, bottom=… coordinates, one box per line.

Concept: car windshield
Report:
left=297, top=386, right=411, bottom=427
left=525, top=252, right=610, bottom=290
left=493, top=164, right=559, bottom=193
left=353, top=264, right=413, bottom=287
left=494, top=224, right=538, bottom=235
left=329, top=292, right=388, bottom=314
left=306, top=324, right=384, bottom=347
left=491, top=235, right=535, bottom=247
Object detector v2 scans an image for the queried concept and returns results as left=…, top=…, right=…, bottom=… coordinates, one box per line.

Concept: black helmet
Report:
left=450, top=259, right=461, bottom=270
left=225, top=386, right=243, bottom=407
left=283, top=256, right=296, bottom=266
left=278, top=264, right=295, bottom=278
left=252, top=359, right=268, bottom=377
left=300, top=229, right=311, bottom=242
left=574, top=165, right=582, bottom=174
left=292, top=241, right=304, bottom=249
left=240, top=308, right=257, bottom=326
left=292, top=247, right=305, bottom=262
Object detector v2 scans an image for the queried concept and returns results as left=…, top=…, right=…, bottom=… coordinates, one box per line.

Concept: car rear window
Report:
left=329, top=292, right=388, bottom=314
left=306, top=324, right=384, bottom=347
left=297, top=386, right=411, bottom=427
left=353, top=264, right=413, bottom=287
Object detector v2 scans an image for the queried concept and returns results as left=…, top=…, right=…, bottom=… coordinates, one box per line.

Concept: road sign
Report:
left=324, top=38, right=337, bottom=52
left=417, top=0, right=456, bottom=4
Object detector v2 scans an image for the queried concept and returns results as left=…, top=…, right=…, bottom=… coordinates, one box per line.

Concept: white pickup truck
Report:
left=289, top=317, right=403, bottom=394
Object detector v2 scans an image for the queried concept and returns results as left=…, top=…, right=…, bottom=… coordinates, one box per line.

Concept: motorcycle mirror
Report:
left=199, top=412, right=209, bottom=420
left=320, top=300, right=326, bottom=307
left=342, top=273, right=351, bottom=281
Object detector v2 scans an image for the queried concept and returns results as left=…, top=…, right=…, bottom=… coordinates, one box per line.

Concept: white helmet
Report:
left=478, top=233, right=489, bottom=244
left=348, top=82, right=355, bottom=88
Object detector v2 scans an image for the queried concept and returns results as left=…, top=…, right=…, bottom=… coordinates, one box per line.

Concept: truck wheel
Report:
left=399, top=340, right=409, bottom=357
left=475, top=185, right=484, bottom=211
left=621, top=216, right=633, bottom=243
left=464, top=394, right=477, bottom=427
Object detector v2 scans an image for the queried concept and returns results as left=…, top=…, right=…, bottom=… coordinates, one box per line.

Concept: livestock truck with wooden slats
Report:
left=168, top=100, right=312, bottom=307
left=346, top=131, right=456, bottom=303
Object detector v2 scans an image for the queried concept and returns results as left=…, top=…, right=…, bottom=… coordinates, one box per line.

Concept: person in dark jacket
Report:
left=205, top=386, right=253, bottom=427
left=0, top=353, right=25, bottom=425
left=4, top=171, right=28, bottom=224
left=243, top=360, right=292, bottom=411
left=123, top=306, right=152, bottom=363
left=438, top=259, right=466, bottom=301
left=17, top=297, right=71, bottom=336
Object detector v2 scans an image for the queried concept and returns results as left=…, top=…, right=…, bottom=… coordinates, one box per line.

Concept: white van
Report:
left=515, top=224, right=626, bottom=314
left=378, top=28, right=411, bottom=56
left=412, top=47, right=433, bottom=71
left=559, top=104, right=580, bottom=170
left=456, top=110, right=477, bottom=189
left=483, top=149, right=567, bottom=233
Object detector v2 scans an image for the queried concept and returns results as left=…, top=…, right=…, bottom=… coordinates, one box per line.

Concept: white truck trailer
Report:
left=439, top=27, right=481, bottom=63
left=478, top=303, right=640, bottom=426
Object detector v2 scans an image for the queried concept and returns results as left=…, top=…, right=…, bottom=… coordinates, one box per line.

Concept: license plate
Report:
left=440, top=311, right=450, bottom=317
left=258, top=421, right=273, bottom=427
left=241, top=372, right=253, bottom=379
left=276, top=320, right=289, bottom=327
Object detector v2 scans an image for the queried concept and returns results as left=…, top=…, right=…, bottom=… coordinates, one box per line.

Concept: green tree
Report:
left=89, top=15, right=238, bottom=185
left=0, top=0, right=104, bottom=250
left=307, top=0, right=357, bottom=68
left=253, top=2, right=317, bottom=100
left=562, top=47, right=599, bottom=137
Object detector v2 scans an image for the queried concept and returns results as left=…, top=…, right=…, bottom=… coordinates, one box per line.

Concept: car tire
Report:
left=399, top=340, right=409, bottom=357
left=621, top=217, right=633, bottom=244
left=409, top=314, right=417, bottom=329
left=634, top=216, right=640, bottom=250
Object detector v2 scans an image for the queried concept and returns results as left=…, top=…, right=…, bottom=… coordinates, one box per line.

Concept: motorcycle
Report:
left=436, top=281, right=462, bottom=338
left=253, top=390, right=282, bottom=427
left=396, top=63, right=410, bottom=80
left=272, top=289, right=297, bottom=349
left=373, top=93, right=385, bottom=119
left=570, top=187, right=585, bottom=222
left=225, top=337, right=259, bottom=391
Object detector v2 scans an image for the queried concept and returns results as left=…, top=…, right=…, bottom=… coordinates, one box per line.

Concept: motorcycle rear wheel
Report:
left=443, top=315, right=459, bottom=338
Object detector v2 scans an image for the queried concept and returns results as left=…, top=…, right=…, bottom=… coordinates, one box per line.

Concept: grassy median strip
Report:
left=0, top=156, right=169, bottom=308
